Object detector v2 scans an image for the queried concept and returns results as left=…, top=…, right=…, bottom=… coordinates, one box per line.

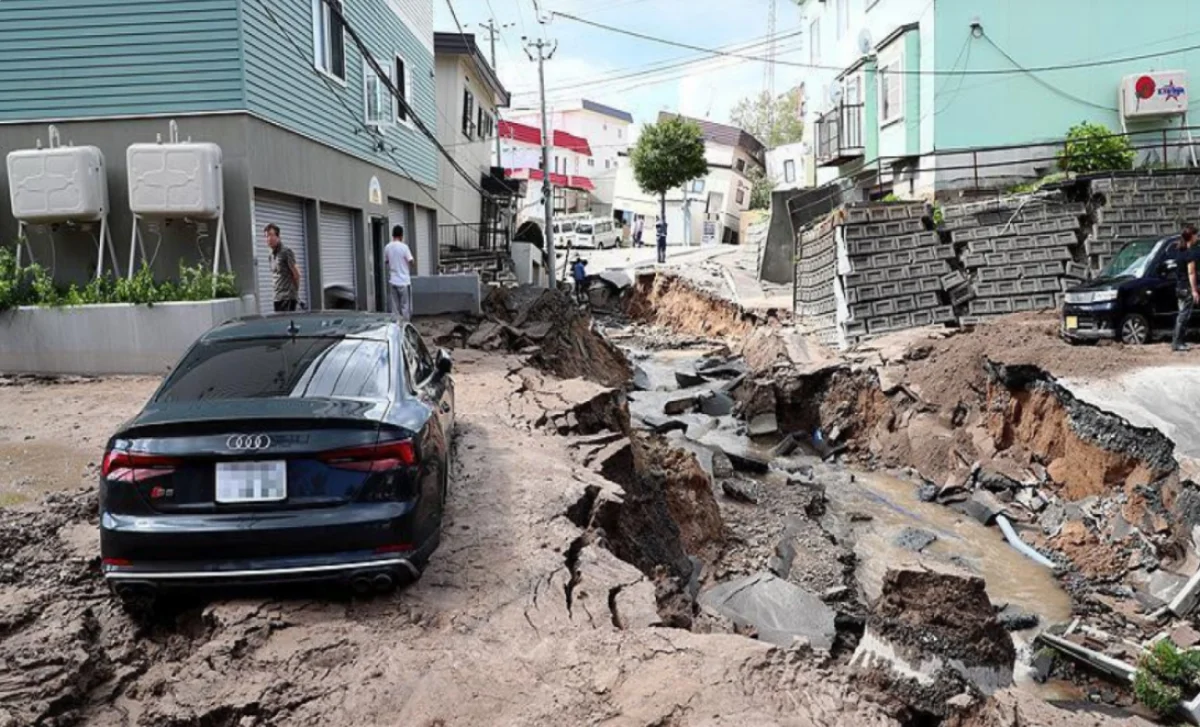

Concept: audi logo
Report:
left=227, top=434, right=272, bottom=451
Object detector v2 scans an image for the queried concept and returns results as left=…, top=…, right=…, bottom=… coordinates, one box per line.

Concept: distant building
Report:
left=767, top=142, right=809, bottom=192
left=432, top=32, right=521, bottom=279
left=498, top=119, right=595, bottom=218
left=794, top=0, right=1200, bottom=197
left=506, top=99, right=633, bottom=215
left=613, top=113, right=765, bottom=246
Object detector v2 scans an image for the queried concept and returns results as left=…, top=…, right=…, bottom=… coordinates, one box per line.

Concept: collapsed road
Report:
left=0, top=273, right=1185, bottom=726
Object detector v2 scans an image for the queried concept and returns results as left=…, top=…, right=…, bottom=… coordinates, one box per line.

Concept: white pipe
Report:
left=996, top=514, right=1056, bottom=569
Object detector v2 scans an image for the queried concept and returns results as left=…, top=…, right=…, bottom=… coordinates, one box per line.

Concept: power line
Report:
left=254, top=0, right=472, bottom=224
left=552, top=11, right=1200, bottom=77
left=981, top=33, right=1118, bottom=112
left=510, top=31, right=807, bottom=97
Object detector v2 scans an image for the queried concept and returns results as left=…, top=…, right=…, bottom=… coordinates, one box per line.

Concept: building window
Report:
left=736, top=188, right=746, bottom=206
left=735, top=158, right=746, bottom=173
left=844, top=75, right=862, bottom=105
left=364, top=58, right=390, bottom=127
left=835, top=0, right=849, bottom=39
left=394, top=55, right=409, bottom=123
left=477, top=106, right=485, bottom=140
left=784, top=159, right=796, bottom=183
left=462, top=89, right=475, bottom=139
left=313, top=0, right=346, bottom=81
left=588, top=158, right=595, bottom=168
left=605, top=160, right=610, bottom=169
left=690, top=179, right=705, bottom=193
left=879, top=56, right=904, bottom=125
left=617, top=129, right=622, bottom=139
left=809, top=17, right=820, bottom=64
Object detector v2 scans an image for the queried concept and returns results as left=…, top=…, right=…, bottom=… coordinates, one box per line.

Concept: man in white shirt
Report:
left=384, top=225, right=416, bottom=322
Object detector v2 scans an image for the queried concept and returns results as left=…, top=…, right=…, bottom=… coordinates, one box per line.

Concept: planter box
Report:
left=0, top=296, right=256, bottom=376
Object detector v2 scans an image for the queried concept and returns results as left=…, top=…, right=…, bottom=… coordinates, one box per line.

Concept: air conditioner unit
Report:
left=1120, top=71, right=1189, bottom=118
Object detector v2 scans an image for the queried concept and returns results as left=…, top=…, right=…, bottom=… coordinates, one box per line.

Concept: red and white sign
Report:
left=1121, top=71, right=1189, bottom=118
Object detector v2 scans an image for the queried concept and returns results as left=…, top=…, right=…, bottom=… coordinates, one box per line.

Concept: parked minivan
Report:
left=1061, top=235, right=1196, bottom=345
left=573, top=219, right=622, bottom=250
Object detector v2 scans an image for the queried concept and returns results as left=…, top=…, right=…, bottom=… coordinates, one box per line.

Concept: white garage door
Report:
left=388, top=197, right=416, bottom=269
left=414, top=206, right=435, bottom=276
left=253, top=191, right=309, bottom=314
left=319, top=204, right=357, bottom=304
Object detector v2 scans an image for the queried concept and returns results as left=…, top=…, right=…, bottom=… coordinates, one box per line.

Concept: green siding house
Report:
left=0, top=0, right=447, bottom=313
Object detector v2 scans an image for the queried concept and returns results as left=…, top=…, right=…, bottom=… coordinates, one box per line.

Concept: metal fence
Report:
left=816, top=103, right=865, bottom=165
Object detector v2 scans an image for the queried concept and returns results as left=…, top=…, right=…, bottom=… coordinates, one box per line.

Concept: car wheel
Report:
left=1120, top=314, right=1151, bottom=345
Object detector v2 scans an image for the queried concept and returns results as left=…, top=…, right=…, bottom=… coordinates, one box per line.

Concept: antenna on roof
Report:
left=287, top=320, right=300, bottom=337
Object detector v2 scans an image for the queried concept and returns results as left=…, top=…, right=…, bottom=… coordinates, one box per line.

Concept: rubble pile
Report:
left=1091, top=173, right=1200, bottom=271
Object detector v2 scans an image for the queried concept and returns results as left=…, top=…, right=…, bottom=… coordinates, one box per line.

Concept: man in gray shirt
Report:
left=265, top=223, right=301, bottom=312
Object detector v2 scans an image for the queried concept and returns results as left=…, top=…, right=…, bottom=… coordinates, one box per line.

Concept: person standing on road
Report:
left=572, top=257, right=589, bottom=305
left=1173, top=223, right=1200, bottom=352
left=633, top=216, right=645, bottom=248
left=655, top=218, right=668, bottom=264
left=266, top=223, right=301, bottom=313
left=385, top=225, right=416, bottom=322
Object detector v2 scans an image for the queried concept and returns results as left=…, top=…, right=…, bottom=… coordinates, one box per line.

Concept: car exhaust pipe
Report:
left=372, top=573, right=395, bottom=594
left=350, top=576, right=373, bottom=596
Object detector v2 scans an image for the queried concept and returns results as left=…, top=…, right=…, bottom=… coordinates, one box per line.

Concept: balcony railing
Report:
left=816, top=103, right=865, bottom=167
left=438, top=222, right=510, bottom=256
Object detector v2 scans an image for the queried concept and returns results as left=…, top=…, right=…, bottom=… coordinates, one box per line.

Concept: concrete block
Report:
left=1032, top=293, right=1057, bottom=309
left=412, top=274, right=482, bottom=316
left=969, top=239, right=996, bottom=255
left=932, top=305, right=956, bottom=323
left=1012, top=295, right=1035, bottom=312
left=950, top=284, right=976, bottom=306
left=963, top=253, right=987, bottom=268
left=889, top=312, right=915, bottom=329
left=895, top=295, right=918, bottom=314
left=915, top=291, right=940, bottom=309
left=941, top=271, right=967, bottom=290
left=866, top=315, right=895, bottom=334
left=1064, top=261, right=1089, bottom=280
left=912, top=309, right=934, bottom=327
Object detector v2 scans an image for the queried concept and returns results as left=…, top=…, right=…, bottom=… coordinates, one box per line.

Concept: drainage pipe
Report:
left=996, top=514, right=1056, bottom=569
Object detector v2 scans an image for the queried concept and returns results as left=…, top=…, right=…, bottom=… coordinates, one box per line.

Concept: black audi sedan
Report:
left=1062, top=235, right=1194, bottom=345
left=100, top=313, right=454, bottom=609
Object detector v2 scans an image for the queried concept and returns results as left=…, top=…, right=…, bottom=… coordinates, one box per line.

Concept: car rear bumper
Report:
left=100, top=501, right=435, bottom=586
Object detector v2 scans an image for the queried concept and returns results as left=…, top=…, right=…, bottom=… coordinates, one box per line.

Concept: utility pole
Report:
left=478, top=18, right=513, bottom=167
left=524, top=36, right=558, bottom=289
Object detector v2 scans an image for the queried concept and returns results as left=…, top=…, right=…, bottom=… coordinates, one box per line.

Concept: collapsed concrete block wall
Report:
left=941, top=198, right=1090, bottom=325
left=793, top=215, right=840, bottom=347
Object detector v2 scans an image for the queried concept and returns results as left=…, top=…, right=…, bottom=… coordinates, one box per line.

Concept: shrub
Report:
left=1058, top=122, right=1135, bottom=174
left=1133, top=639, right=1200, bottom=717
left=0, top=245, right=237, bottom=312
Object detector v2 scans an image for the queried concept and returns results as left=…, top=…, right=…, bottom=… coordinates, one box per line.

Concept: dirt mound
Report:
left=482, top=285, right=631, bottom=387
left=625, top=273, right=758, bottom=343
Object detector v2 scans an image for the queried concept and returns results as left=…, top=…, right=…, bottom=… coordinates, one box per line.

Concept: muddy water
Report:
left=832, top=471, right=1072, bottom=626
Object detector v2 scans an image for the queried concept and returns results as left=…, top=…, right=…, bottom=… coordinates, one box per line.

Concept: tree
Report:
left=630, top=116, right=710, bottom=223
left=1057, top=121, right=1135, bottom=174
left=747, top=165, right=774, bottom=210
left=730, top=89, right=805, bottom=149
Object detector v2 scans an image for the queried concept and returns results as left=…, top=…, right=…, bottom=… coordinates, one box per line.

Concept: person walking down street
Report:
left=1173, top=223, right=1200, bottom=352
left=385, top=225, right=416, bottom=322
left=572, top=257, right=589, bottom=305
left=655, top=218, right=668, bottom=264
left=265, top=223, right=301, bottom=313
left=633, top=216, right=645, bottom=248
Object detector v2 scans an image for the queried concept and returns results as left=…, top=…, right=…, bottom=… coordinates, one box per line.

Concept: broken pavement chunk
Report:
left=893, top=527, right=937, bottom=553
left=699, top=572, right=837, bottom=650
left=675, top=370, right=707, bottom=388
left=722, top=449, right=770, bottom=474
left=663, top=395, right=698, bottom=416
left=632, top=366, right=652, bottom=391
left=722, top=479, right=760, bottom=505
left=964, top=490, right=1005, bottom=526
left=747, top=412, right=779, bottom=437
left=698, top=391, right=735, bottom=417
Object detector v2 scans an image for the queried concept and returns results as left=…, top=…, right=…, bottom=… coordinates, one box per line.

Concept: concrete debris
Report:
left=1036, top=632, right=1136, bottom=684
left=596, top=269, right=634, bottom=290
left=697, top=391, right=735, bottom=417
left=1167, top=561, right=1200, bottom=617
left=1171, top=623, right=1200, bottom=649
left=1015, top=488, right=1047, bottom=513
left=768, top=536, right=797, bottom=578
left=663, top=395, right=698, bottom=416
left=976, top=467, right=1022, bottom=493
left=698, top=572, right=837, bottom=650
left=995, top=606, right=1040, bottom=632
left=963, top=490, right=1006, bottom=526
left=769, top=433, right=799, bottom=458
left=710, top=450, right=735, bottom=479
left=747, top=412, right=780, bottom=437
left=721, top=479, right=760, bottom=505
left=674, top=370, right=707, bottom=389
left=722, top=449, right=771, bottom=474
left=894, top=527, right=938, bottom=553
left=632, top=366, right=653, bottom=391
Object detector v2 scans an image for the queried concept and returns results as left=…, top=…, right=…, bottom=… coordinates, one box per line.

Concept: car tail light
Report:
left=101, top=450, right=181, bottom=483
left=319, top=438, right=416, bottom=472
left=102, top=557, right=132, bottom=568
left=374, top=543, right=415, bottom=554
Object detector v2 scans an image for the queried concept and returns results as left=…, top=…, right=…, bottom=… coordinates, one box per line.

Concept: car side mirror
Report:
left=435, top=349, right=453, bottom=376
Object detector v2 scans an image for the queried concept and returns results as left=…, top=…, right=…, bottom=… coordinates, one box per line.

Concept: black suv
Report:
left=1062, top=235, right=1194, bottom=345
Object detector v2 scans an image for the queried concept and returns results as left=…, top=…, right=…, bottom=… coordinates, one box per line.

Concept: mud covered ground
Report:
left=0, top=290, right=1161, bottom=727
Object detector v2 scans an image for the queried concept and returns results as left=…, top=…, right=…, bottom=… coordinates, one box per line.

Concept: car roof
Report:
left=203, top=312, right=398, bottom=342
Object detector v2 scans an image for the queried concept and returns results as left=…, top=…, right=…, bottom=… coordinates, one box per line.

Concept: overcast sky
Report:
left=433, top=0, right=811, bottom=135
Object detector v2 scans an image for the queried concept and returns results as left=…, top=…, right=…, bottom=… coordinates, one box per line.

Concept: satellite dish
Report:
left=858, top=29, right=874, bottom=55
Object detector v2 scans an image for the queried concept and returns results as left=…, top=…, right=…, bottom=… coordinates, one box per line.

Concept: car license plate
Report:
left=1065, top=316, right=1079, bottom=330
left=216, top=461, right=287, bottom=503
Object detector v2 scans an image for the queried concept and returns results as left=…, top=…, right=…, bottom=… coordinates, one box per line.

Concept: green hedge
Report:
left=0, top=246, right=237, bottom=313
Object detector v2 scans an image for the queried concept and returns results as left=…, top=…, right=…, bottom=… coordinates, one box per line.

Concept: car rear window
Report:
left=156, top=337, right=391, bottom=403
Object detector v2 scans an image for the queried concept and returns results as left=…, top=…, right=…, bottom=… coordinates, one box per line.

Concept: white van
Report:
left=552, top=219, right=577, bottom=249
left=573, top=218, right=621, bottom=250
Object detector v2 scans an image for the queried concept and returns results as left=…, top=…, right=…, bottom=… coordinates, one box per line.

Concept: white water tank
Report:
left=6, top=145, right=108, bottom=223
left=127, top=141, right=223, bottom=218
